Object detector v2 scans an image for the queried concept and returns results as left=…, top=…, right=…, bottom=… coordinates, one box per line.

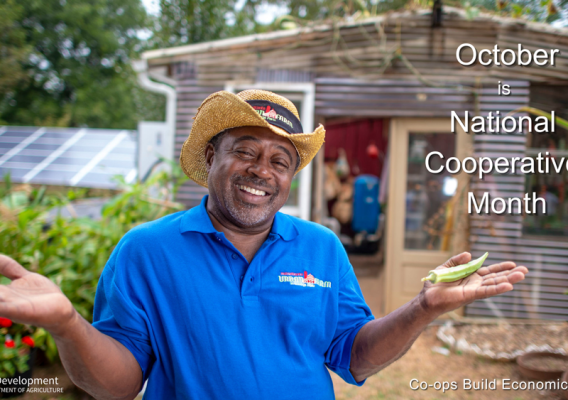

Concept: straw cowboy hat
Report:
left=180, top=89, right=326, bottom=188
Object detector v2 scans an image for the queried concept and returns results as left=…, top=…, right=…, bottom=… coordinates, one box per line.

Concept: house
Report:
left=137, top=7, right=568, bottom=320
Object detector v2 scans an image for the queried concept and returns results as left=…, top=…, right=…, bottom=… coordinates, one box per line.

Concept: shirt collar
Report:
left=180, top=195, right=299, bottom=241
left=179, top=195, right=217, bottom=235
left=271, top=209, right=299, bottom=242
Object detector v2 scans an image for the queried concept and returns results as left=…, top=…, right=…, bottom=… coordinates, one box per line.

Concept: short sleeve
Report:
left=324, top=245, right=374, bottom=386
left=92, top=234, right=156, bottom=384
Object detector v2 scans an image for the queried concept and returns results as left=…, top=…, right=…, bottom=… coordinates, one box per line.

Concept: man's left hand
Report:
left=419, top=252, right=528, bottom=315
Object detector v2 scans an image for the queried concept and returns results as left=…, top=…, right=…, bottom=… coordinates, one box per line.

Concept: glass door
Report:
left=405, top=133, right=457, bottom=251
left=384, top=119, right=469, bottom=313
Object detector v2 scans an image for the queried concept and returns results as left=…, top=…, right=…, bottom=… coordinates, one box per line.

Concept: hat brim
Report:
left=179, top=91, right=325, bottom=188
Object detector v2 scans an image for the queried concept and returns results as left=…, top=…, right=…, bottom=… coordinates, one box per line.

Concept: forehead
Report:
left=224, top=126, right=296, bottom=153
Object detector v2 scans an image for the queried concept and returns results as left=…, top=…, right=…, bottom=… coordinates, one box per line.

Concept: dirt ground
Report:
left=332, top=326, right=567, bottom=400
left=11, top=325, right=566, bottom=400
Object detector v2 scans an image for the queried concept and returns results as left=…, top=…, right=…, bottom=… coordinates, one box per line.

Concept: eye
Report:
left=235, top=150, right=254, bottom=157
left=272, top=160, right=289, bottom=169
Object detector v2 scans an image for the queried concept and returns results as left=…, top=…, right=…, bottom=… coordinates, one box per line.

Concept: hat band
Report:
left=245, top=100, right=303, bottom=134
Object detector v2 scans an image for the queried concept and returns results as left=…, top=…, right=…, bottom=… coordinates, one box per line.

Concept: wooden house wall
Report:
left=172, top=62, right=222, bottom=207
left=148, top=12, right=568, bottom=86
left=315, top=77, right=477, bottom=117
left=160, top=12, right=568, bottom=320
left=466, top=82, right=568, bottom=321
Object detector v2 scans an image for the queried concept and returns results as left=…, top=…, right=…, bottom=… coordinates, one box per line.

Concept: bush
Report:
left=0, top=162, right=187, bottom=366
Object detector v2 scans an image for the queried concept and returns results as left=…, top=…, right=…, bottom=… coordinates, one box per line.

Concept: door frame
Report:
left=384, top=118, right=470, bottom=313
left=224, top=82, right=315, bottom=221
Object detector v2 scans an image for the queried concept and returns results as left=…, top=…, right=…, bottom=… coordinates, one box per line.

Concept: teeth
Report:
left=239, top=185, right=266, bottom=196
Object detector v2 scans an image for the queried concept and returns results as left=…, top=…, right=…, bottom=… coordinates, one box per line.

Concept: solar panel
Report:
left=0, top=126, right=138, bottom=189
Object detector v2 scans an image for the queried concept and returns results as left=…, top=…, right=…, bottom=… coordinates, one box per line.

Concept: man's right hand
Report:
left=0, top=254, right=77, bottom=337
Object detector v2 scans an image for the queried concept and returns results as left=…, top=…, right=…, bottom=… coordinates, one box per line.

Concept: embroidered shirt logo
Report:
left=279, top=271, right=332, bottom=288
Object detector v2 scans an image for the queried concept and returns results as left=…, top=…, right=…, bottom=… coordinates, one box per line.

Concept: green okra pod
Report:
left=421, top=252, right=489, bottom=284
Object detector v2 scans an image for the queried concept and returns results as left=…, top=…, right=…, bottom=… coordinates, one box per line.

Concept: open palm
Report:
left=421, top=252, right=528, bottom=314
left=0, top=255, right=75, bottom=334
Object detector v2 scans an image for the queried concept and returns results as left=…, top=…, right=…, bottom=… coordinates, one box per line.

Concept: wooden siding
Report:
left=315, top=78, right=530, bottom=117
left=172, top=62, right=222, bottom=207
left=465, top=83, right=568, bottom=320
left=156, top=13, right=568, bottom=320
left=147, top=11, right=568, bottom=86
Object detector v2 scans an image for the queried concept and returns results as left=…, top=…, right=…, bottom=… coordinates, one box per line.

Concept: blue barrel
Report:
left=352, top=175, right=381, bottom=234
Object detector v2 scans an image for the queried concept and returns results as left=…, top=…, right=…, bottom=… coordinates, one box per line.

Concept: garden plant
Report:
left=0, top=162, right=187, bottom=377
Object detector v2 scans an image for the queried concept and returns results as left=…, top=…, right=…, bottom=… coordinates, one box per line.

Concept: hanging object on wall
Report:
left=335, top=148, right=350, bottom=178
left=324, top=163, right=342, bottom=200
left=366, top=142, right=379, bottom=159
left=352, top=161, right=361, bottom=176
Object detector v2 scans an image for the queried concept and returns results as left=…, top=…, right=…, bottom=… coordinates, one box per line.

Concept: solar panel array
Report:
left=0, top=126, right=138, bottom=189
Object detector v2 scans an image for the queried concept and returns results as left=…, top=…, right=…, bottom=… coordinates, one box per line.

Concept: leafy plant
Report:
left=0, top=162, right=187, bottom=368
left=0, top=317, right=38, bottom=378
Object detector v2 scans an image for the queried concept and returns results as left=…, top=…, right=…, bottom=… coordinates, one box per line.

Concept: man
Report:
left=0, top=90, right=527, bottom=400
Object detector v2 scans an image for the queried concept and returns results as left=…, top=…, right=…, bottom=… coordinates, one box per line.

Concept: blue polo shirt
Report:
left=93, top=195, right=374, bottom=399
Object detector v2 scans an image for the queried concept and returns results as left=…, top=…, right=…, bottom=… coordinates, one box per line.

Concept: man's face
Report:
left=205, top=126, right=298, bottom=229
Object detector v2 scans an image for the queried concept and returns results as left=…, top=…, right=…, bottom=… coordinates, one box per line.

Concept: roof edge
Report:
left=141, top=6, right=568, bottom=62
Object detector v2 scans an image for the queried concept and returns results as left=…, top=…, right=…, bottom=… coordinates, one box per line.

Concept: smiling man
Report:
left=0, top=90, right=528, bottom=400
left=206, top=127, right=293, bottom=240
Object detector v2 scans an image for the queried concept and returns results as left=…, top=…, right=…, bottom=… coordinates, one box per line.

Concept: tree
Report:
left=272, top=0, right=567, bottom=28
left=0, top=0, right=32, bottom=124
left=0, top=0, right=164, bottom=129
left=149, top=0, right=274, bottom=48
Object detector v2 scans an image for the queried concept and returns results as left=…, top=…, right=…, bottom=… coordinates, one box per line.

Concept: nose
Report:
left=246, top=156, right=272, bottom=180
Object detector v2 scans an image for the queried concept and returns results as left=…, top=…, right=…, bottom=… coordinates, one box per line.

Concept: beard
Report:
left=220, top=173, right=283, bottom=228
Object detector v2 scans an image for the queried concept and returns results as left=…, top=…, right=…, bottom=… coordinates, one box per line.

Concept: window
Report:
left=405, top=132, right=457, bottom=250
left=523, top=120, right=568, bottom=237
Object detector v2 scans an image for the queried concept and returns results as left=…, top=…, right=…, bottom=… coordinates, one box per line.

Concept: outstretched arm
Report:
left=0, top=255, right=142, bottom=400
left=349, top=252, right=528, bottom=382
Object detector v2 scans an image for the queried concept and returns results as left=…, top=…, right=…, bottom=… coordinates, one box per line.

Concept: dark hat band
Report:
left=245, top=100, right=303, bottom=134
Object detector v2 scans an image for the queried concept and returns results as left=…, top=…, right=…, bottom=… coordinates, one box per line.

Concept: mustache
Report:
left=230, top=173, right=279, bottom=196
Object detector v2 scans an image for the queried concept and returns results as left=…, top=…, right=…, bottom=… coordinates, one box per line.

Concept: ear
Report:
left=205, top=143, right=215, bottom=173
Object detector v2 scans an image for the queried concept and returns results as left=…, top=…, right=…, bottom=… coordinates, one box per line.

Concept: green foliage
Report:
left=148, top=0, right=414, bottom=49
left=149, top=0, right=271, bottom=48
left=0, top=317, right=42, bottom=378
left=0, top=334, right=30, bottom=378
left=271, top=0, right=567, bottom=29
left=463, top=0, right=568, bottom=25
left=281, top=0, right=407, bottom=22
left=0, top=326, right=56, bottom=378
left=0, top=0, right=32, bottom=125
left=0, top=0, right=165, bottom=129
left=0, top=163, right=187, bottom=364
